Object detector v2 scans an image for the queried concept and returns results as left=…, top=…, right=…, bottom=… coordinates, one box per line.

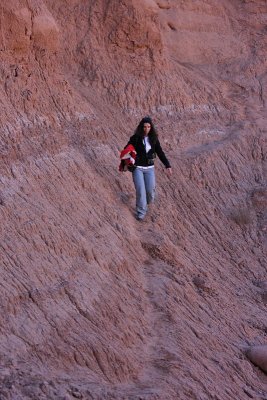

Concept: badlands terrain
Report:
left=0, top=0, right=266, bottom=399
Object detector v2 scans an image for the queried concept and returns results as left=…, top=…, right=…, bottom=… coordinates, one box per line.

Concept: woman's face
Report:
left=143, top=122, right=151, bottom=136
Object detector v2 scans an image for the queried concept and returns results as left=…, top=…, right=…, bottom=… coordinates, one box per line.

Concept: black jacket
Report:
left=127, top=134, right=171, bottom=168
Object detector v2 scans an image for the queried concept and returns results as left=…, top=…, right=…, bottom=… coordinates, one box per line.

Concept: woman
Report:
left=127, top=116, right=172, bottom=221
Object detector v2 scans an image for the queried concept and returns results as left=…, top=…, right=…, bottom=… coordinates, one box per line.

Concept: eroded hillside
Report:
left=0, top=1, right=266, bottom=399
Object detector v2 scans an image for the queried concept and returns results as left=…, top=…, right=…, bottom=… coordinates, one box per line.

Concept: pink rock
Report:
left=247, top=346, right=267, bottom=373
left=0, top=1, right=266, bottom=399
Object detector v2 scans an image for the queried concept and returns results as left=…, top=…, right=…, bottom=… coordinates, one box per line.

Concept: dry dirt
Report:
left=0, top=0, right=266, bottom=399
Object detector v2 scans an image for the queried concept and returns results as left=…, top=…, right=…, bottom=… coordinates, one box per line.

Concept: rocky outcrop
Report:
left=247, top=346, right=267, bottom=374
left=0, top=0, right=266, bottom=399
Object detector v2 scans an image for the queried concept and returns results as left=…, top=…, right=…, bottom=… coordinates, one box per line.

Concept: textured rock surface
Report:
left=247, top=345, right=267, bottom=374
left=0, top=0, right=266, bottom=399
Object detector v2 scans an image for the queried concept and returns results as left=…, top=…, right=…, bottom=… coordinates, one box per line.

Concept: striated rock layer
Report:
left=0, top=0, right=266, bottom=399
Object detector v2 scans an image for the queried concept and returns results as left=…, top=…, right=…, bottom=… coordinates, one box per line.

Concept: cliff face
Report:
left=0, top=1, right=266, bottom=399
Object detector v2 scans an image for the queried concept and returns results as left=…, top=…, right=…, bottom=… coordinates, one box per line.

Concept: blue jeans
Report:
left=132, top=167, right=156, bottom=219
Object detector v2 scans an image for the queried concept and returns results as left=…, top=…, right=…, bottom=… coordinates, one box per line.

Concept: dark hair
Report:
left=134, top=116, right=158, bottom=145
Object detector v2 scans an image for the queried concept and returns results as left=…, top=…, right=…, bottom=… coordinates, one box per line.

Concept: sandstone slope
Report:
left=0, top=0, right=266, bottom=399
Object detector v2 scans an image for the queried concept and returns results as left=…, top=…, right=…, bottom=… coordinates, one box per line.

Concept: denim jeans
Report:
left=132, top=167, right=155, bottom=219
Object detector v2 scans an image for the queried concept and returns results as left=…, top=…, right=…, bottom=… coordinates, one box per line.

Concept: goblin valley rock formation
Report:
left=0, top=1, right=266, bottom=399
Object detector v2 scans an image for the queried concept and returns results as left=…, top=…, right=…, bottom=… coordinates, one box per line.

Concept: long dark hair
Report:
left=134, top=116, right=158, bottom=145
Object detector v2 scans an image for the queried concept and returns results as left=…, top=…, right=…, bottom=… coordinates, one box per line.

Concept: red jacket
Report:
left=119, top=144, right=137, bottom=172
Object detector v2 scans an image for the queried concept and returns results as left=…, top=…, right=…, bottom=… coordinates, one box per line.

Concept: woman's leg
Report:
left=132, top=168, right=147, bottom=219
left=144, top=167, right=156, bottom=205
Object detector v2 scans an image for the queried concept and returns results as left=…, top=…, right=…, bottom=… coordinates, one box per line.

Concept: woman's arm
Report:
left=155, top=139, right=171, bottom=169
left=126, top=134, right=137, bottom=148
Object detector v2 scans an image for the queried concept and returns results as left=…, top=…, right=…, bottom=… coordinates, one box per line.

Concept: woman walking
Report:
left=126, top=116, right=172, bottom=221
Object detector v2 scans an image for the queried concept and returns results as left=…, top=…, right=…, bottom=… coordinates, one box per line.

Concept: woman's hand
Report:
left=166, top=167, right=172, bottom=176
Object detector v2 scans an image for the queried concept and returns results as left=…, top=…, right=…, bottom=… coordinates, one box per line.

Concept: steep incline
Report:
left=0, top=0, right=266, bottom=399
